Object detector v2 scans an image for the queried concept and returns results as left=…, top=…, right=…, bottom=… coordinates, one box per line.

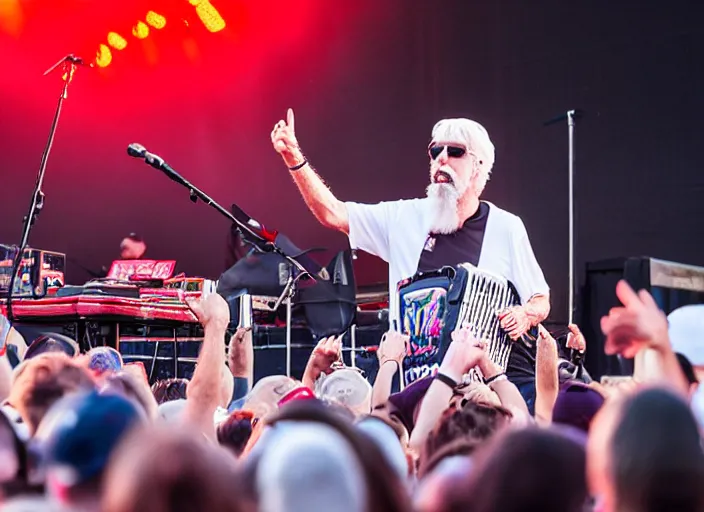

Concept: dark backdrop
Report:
left=1, top=0, right=703, bottom=324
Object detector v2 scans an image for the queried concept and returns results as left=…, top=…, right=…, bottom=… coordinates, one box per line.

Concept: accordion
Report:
left=397, top=263, right=520, bottom=385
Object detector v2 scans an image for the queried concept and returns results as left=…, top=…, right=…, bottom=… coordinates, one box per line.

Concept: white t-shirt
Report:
left=345, top=198, right=549, bottom=326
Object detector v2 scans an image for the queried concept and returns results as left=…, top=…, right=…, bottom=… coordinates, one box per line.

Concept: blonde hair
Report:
left=9, top=353, right=95, bottom=435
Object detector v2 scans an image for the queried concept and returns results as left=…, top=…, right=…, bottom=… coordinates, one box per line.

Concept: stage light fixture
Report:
left=96, top=44, right=112, bottom=68
left=194, top=1, right=226, bottom=33
left=107, top=31, right=127, bottom=50
left=132, top=21, right=149, bottom=39
left=145, top=11, right=167, bottom=29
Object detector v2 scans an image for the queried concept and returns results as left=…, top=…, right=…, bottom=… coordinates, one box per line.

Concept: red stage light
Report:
left=187, top=0, right=226, bottom=33
left=95, top=44, right=112, bottom=68
left=107, top=32, right=127, bottom=50
left=145, top=11, right=166, bottom=30
left=132, top=21, right=149, bottom=39
left=0, top=0, right=23, bottom=37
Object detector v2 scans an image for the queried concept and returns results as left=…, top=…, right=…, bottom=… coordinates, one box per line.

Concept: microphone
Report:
left=127, top=143, right=146, bottom=158
left=43, top=54, right=90, bottom=76
left=126, top=143, right=185, bottom=184
left=65, top=55, right=85, bottom=65
left=543, top=109, right=584, bottom=126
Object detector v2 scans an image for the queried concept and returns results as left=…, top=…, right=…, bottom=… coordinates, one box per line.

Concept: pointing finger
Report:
left=615, top=279, right=641, bottom=309
left=287, top=108, right=295, bottom=131
left=637, top=289, right=659, bottom=311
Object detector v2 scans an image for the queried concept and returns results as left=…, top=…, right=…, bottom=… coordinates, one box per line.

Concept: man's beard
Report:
left=426, top=182, right=461, bottom=234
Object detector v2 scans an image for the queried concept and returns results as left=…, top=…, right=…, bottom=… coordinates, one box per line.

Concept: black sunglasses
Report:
left=429, top=145, right=466, bottom=160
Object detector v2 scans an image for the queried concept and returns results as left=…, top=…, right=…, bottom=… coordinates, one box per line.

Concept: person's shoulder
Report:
left=484, top=201, right=530, bottom=241
left=484, top=201, right=523, bottom=225
left=379, top=197, right=429, bottom=207
left=350, top=197, right=430, bottom=214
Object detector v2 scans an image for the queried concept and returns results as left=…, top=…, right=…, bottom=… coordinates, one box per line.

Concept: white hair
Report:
left=431, top=118, right=496, bottom=193
left=257, top=423, right=367, bottom=512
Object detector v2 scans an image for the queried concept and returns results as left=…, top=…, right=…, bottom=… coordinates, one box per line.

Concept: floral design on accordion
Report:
left=401, top=287, right=447, bottom=357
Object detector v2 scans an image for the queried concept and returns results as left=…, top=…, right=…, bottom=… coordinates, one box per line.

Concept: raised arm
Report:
left=601, top=280, right=689, bottom=396
left=371, top=331, right=408, bottom=410
left=271, top=108, right=349, bottom=233
left=184, top=294, right=230, bottom=440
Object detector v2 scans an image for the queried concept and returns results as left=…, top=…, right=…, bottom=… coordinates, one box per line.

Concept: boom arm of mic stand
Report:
left=154, top=162, right=314, bottom=280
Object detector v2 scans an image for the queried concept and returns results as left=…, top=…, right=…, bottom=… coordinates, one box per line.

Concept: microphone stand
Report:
left=5, top=56, right=82, bottom=321
left=544, top=109, right=582, bottom=325
left=130, top=151, right=316, bottom=376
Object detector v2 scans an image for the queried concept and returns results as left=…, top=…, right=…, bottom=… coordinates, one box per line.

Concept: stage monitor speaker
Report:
left=580, top=256, right=704, bottom=379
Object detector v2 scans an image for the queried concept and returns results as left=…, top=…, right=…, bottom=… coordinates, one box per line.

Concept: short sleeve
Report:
left=345, top=201, right=399, bottom=262
left=509, top=218, right=550, bottom=304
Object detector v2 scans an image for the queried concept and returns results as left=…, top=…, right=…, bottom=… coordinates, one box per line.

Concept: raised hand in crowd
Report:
left=377, top=330, right=409, bottom=371
left=601, top=279, right=689, bottom=395
left=535, top=325, right=560, bottom=424
left=371, top=331, right=409, bottom=411
left=566, top=323, right=587, bottom=353
left=441, top=325, right=487, bottom=381
left=600, top=280, right=669, bottom=358
left=184, top=293, right=230, bottom=440
left=302, top=335, right=343, bottom=389
left=228, top=327, right=254, bottom=390
left=409, top=326, right=487, bottom=451
left=186, top=293, right=230, bottom=330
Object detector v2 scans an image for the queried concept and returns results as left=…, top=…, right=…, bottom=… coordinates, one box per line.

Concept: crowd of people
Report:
left=0, top=277, right=703, bottom=511
left=0, top=109, right=701, bottom=511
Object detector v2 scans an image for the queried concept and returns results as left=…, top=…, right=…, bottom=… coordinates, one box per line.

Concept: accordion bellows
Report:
left=398, top=263, right=519, bottom=384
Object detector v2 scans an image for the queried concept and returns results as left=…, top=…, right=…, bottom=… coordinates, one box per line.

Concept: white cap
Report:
left=315, top=369, right=372, bottom=416
left=356, top=417, right=408, bottom=481
left=668, top=305, right=704, bottom=366
left=157, top=399, right=187, bottom=424
left=256, top=423, right=367, bottom=512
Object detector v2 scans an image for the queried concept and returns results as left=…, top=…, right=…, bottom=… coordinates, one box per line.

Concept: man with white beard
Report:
left=271, top=110, right=550, bottom=398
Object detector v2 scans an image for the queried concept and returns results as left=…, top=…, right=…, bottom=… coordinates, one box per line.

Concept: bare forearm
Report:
left=409, top=381, right=453, bottom=452
left=289, top=166, right=348, bottom=233
left=479, top=357, right=530, bottom=415
left=635, top=345, right=690, bottom=396
left=228, top=330, right=254, bottom=389
left=301, top=364, right=318, bottom=390
left=534, top=334, right=559, bottom=424
left=186, top=323, right=227, bottom=439
left=525, top=294, right=550, bottom=326
left=371, top=361, right=398, bottom=410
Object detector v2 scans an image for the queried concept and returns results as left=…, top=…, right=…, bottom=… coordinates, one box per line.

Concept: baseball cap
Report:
left=551, top=382, right=605, bottom=433
left=668, top=305, right=704, bottom=366
left=316, top=369, right=372, bottom=416
left=24, top=334, right=78, bottom=360
left=86, top=347, right=123, bottom=375
left=34, top=391, right=142, bottom=488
